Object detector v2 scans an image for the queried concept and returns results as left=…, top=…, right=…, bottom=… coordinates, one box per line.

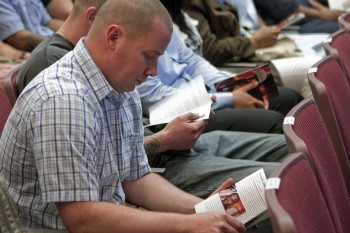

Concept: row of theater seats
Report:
left=1, top=11, right=350, bottom=233
left=265, top=12, right=350, bottom=233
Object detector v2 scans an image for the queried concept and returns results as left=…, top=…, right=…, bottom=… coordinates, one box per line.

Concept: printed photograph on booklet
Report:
left=214, top=64, right=279, bottom=101
left=194, top=169, right=268, bottom=228
left=220, top=185, right=246, bottom=217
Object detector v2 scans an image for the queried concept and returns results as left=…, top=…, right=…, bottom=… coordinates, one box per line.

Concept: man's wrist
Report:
left=18, top=51, right=30, bottom=60
left=144, top=134, right=164, bottom=155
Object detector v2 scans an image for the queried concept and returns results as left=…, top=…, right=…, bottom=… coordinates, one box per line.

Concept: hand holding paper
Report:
left=194, top=169, right=269, bottom=229
left=156, top=112, right=207, bottom=151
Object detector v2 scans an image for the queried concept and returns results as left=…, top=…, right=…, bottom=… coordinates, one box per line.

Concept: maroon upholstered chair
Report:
left=339, top=12, right=350, bottom=31
left=283, top=98, right=350, bottom=233
left=0, top=87, right=13, bottom=138
left=308, top=56, right=350, bottom=195
left=324, top=29, right=350, bottom=84
left=266, top=152, right=336, bottom=233
left=2, top=64, right=21, bottom=107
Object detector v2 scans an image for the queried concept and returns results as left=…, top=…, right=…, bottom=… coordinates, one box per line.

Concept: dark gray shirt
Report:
left=16, top=33, right=74, bottom=93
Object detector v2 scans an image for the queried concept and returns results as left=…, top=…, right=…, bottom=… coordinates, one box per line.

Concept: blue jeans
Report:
left=156, top=130, right=288, bottom=198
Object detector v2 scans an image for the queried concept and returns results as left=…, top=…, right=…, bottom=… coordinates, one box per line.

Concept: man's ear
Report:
left=86, top=7, right=98, bottom=26
left=107, top=25, right=121, bottom=48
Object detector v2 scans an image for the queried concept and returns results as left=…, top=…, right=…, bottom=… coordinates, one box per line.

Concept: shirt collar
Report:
left=73, top=38, right=131, bottom=105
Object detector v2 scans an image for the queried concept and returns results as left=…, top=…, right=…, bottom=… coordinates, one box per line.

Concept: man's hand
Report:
left=250, top=26, right=280, bottom=49
left=232, top=81, right=268, bottom=109
left=190, top=178, right=246, bottom=233
left=210, top=95, right=216, bottom=118
left=5, top=30, right=45, bottom=52
left=187, top=212, right=246, bottom=233
left=308, top=0, right=344, bottom=21
left=209, top=178, right=234, bottom=197
left=157, top=113, right=207, bottom=151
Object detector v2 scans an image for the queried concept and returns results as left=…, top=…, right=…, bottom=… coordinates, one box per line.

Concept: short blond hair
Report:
left=71, top=0, right=107, bottom=17
left=88, top=0, right=173, bottom=39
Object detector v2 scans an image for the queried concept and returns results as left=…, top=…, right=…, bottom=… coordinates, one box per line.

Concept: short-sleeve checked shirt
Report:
left=0, top=38, right=151, bottom=229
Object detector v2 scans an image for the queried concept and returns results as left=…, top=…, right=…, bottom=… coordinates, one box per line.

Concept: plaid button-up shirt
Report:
left=0, top=38, right=151, bottom=229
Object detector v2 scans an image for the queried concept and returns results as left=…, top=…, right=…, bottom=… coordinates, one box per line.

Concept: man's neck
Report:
left=57, top=16, right=87, bottom=46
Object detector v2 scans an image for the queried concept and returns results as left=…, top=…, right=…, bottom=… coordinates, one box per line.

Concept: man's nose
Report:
left=145, top=60, right=158, bottom=77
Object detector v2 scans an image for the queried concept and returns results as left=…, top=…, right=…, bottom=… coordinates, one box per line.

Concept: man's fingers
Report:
left=178, top=112, right=202, bottom=121
left=209, top=110, right=215, bottom=119
left=209, top=178, right=234, bottom=197
left=254, top=99, right=265, bottom=109
left=226, top=215, right=246, bottom=233
left=239, top=81, right=259, bottom=92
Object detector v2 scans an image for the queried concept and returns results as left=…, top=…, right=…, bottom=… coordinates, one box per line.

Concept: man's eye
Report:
left=145, top=54, right=152, bottom=60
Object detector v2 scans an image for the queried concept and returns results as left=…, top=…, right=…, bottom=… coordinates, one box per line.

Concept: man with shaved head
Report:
left=0, top=0, right=246, bottom=232
left=14, top=0, right=287, bottom=231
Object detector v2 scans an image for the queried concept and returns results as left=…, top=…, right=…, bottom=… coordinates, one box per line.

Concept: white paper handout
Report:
left=194, top=169, right=268, bottom=227
left=328, top=0, right=350, bottom=10
left=148, top=75, right=212, bottom=126
left=286, top=33, right=329, bottom=57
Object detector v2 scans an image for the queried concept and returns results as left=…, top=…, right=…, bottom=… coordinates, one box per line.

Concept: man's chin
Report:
left=124, top=86, right=137, bottom=93
left=114, top=85, right=136, bottom=93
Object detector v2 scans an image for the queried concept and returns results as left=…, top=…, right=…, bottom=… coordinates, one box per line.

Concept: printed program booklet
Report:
left=275, top=12, right=305, bottom=29
left=194, top=169, right=269, bottom=229
left=214, top=64, right=279, bottom=101
left=147, top=75, right=212, bottom=126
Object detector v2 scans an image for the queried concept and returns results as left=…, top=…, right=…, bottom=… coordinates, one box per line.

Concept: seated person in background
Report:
left=163, top=0, right=203, bottom=55
left=185, top=0, right=280, bottom=66
left=0, top=40, right=29, bottom=87
left=17, top=0, right=289, bottom=207
left=194, top=0, right=320, bottom=98
left=0, top=0, right=247, bottom=232
left=223, top=0, right=265, bottom=31
left=0, top=0, right=65, bottom=52
left=16, top=0, right=107, bottom=93
left=42, top=0, right=74, bottom=21
left=138, top=0, right=303, bottom=134
left=169, top=0, right=318, bottom=98
left=137, top=28, right=303, bottom=133
left=254, top=0, right=343, bottom=33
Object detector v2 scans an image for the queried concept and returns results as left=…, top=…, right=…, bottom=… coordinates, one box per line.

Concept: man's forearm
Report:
left=123, top=173, right=201, bottom=213
left=23, top=34, right=45, bottom=51
left=297, top=5, right=321, bottom=19
left=5, top=30, right=45, bottom=52
left=57, top=201, right=194, bottom=233
left=0, top=40, right=29, bottom=59
left=144, top=134, right=163, bottom=156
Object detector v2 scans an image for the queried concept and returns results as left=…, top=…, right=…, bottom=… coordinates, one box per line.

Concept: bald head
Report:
left=88, top=0, right=173, bottom=40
